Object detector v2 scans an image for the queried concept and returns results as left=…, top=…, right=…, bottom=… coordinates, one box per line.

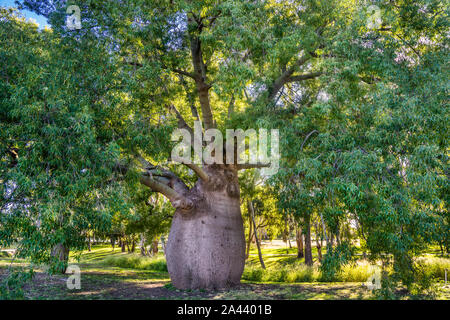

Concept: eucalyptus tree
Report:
left=0, top=7, right=130, bottom=274
left=270, top=0, right=449, bottom=289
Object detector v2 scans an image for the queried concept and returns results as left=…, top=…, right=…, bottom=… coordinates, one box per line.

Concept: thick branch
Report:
left=134, top=156, right=193, bottom=209
left=184, top=163, right=209, bottom=182
left=237, top=163, right=271, bottom=170
left=178, top=75, right=200, bottom=120
left=169, top=105, right=194, bottom=134
left=267, top=54, right=311, bottom=101
left=171, top=68, right=197, bottom=80
left=140, top=176, right=182, bottom=201
left=188, top=16, right=215, bottom=130
left=286, top=72, right=323, bottom=83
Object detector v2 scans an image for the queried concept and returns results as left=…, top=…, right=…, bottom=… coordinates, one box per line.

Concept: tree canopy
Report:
left=0, top=0, right=448, bottom=294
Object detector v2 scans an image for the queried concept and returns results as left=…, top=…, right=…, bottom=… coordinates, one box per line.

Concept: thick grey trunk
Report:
left=165, top=165, right=245, bottom=290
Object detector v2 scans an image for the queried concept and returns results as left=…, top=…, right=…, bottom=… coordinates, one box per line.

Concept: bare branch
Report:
left=286, top=72, right=323, bottom=83
left=267, top=54, right=311, bottom=101
left=169, top=104, right=194, bottom=134
left=188, top=16, right=215, bottom=129
left=178, top=75, right=200, bottom=120
left=300, top=130, right=319, bottom=151
left=171, top=68, right=197, bottom=80
left=183, top=163, right=209, bottom=182
left=227, top=94, right=235, bottom=119
left=237, top=163, right=271, bottom=170
left=140, top=176, right=182, bottom=201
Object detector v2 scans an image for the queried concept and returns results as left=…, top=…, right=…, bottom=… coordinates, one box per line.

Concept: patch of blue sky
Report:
left=0, top=0, right=49, bottom=29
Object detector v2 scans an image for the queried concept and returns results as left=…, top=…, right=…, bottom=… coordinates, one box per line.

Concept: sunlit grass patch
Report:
left=415, top=256, right=450, bottom=280
left=101, top=253, right=168, bottom=272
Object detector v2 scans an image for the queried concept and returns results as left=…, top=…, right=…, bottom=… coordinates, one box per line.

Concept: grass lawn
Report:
left=0, top=244, right=448, bottom=300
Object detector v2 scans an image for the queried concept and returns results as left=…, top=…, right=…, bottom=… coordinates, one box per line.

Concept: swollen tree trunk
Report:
left=248, top=199, right=265, bottom=269
left=165, top=165, right=246, bottom=290
left=51, top=243, right=69, bottom=274
left=303, top=214, right=313, bottom=266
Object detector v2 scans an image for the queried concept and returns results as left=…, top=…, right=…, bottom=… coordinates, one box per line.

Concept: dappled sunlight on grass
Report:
left=1, top=244, right=449, bottom=300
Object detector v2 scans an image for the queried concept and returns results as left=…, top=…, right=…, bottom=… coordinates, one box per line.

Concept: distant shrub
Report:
left=243, top=260, right=384, bottom=284
left=337, top=262, right=374, bottom=282
left=415, top=257, right=450, bottom=280
left=242, top=266, right=264, bottom=282
left=0, top=251, right=11, bottom=258
left=243, top=264, right=320, bottom=283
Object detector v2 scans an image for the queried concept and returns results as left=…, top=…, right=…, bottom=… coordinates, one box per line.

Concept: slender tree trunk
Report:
left=121, top=238, right=126, bottom=252
left=160, top=235, right=166, bottom=252
left=51, top=243, right=69, bottom=274
left=314, top=222, right=323, bottom=262
left=166, top=166, right=245, bottom=290
left=140, top=234, right=146, bottom=256
left=303, top=214, right=313, bottom=266
left=131, top=240, right=136, bottom=253
left=248, top=199, right=265, bottom=269
left=126, top=237, right=131, bottom=252
left=246, top=215, right=253, bottom=259
left=87, top=234, right=91, bottom=252
left=111, top=236, right=115, bottom=251
left=296, top=227, right=304, bottom=259
left=152, top=239, right=159, bottom=255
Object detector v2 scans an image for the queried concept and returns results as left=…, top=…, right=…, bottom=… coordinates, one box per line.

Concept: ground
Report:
left=0, top=242, right=448, bottom=300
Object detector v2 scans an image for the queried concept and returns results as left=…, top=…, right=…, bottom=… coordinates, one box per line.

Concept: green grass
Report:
left=101, top=253, right=168, bottom=272
left=0, top=251, right=11, bottom=258
left=242, top=262, right=370, bottom=283
left=1, top=244, right=448, bottom=300
left=415, top=256, right=450, bottom=280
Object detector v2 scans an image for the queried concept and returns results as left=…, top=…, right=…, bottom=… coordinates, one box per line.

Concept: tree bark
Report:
left=51, top=243, right=69, bottom=274
left=121, top=238, right=126, bottom=252
left=248, top=199, right=265, bottom=269
left=152, top=239, right=159, bottom=255
left=314, top=222, right=323, bottom=262
left=165, top=165, right=246, bottom=289
left=296, top=227, right=304, bottom=259
left=303, top=214, right=313, bottom=266
left=246, top=214, right=253, bottom=259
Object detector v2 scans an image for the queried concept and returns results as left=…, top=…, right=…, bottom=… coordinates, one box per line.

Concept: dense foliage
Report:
left=0, top=0, right=448, bottom=297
